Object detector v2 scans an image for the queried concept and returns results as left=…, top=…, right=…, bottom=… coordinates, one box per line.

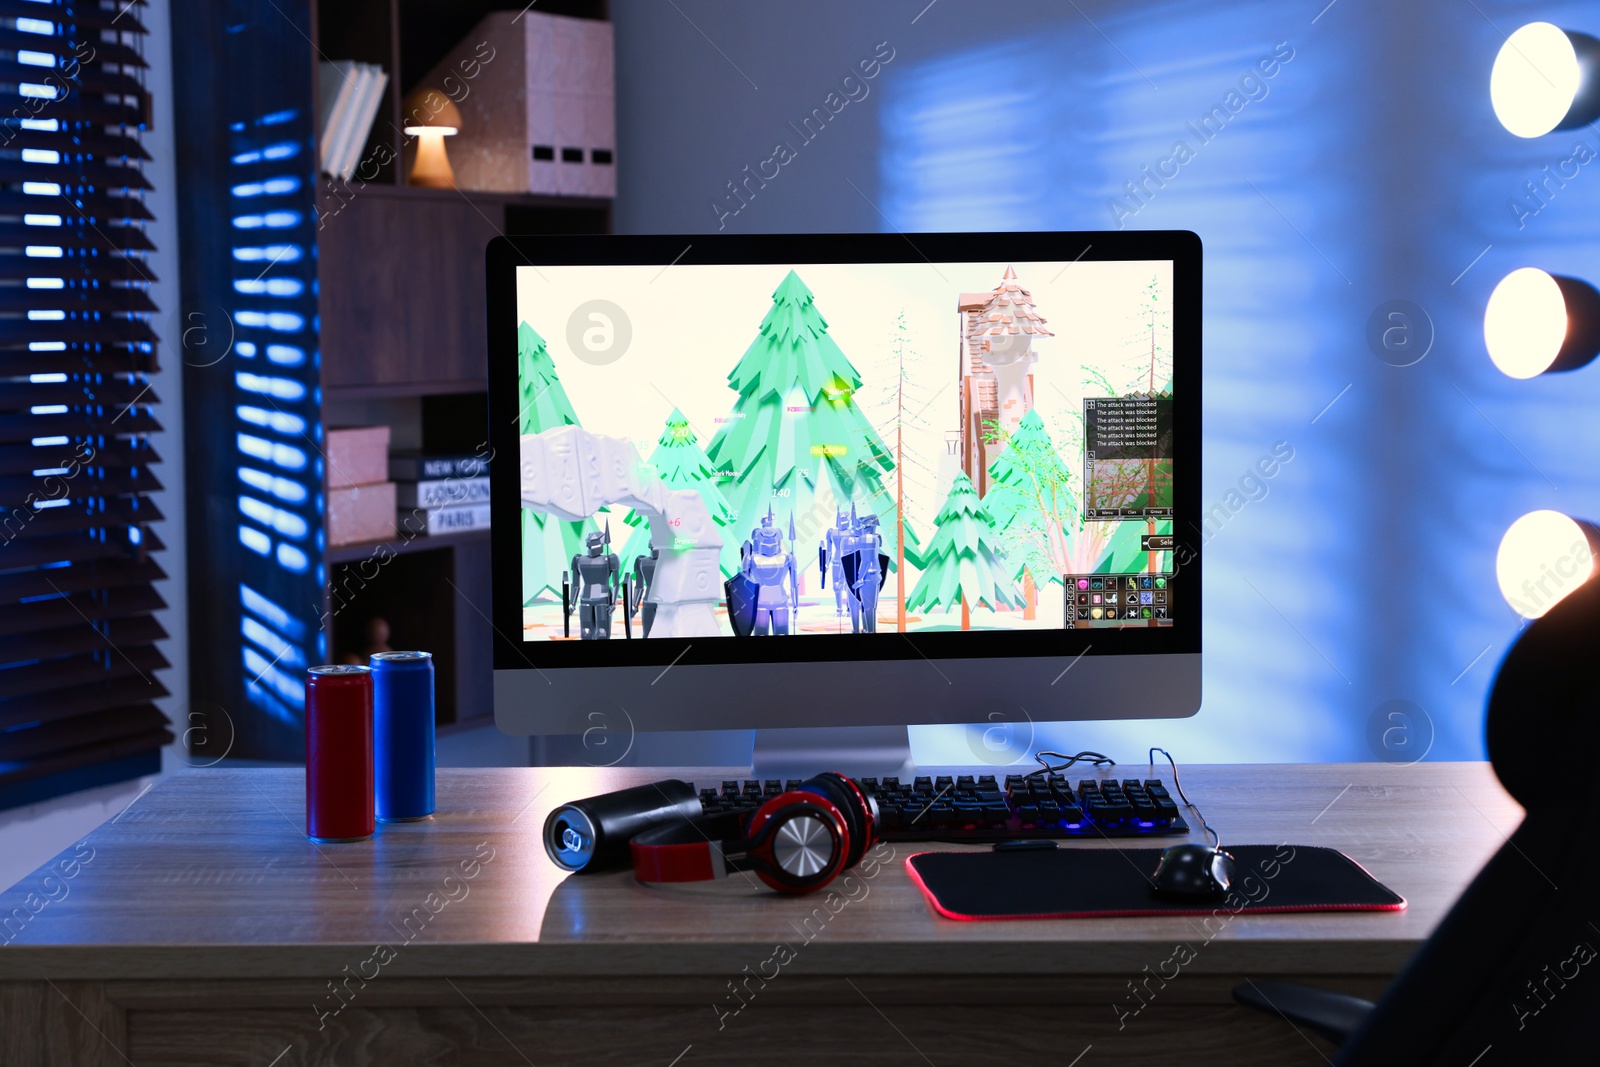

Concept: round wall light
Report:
left=1496, top=510, right=1600, bottom=618
left=1490, top=22, right=1600, bottom=137
left=1484, top=267, right=1600, bottom=378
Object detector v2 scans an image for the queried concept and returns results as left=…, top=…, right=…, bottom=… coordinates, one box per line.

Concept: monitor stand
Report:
left=749, top=725, right=915, bottom=780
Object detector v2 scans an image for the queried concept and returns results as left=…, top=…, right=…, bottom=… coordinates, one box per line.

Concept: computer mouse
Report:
left=1152, top=843, right=1236, bottom=899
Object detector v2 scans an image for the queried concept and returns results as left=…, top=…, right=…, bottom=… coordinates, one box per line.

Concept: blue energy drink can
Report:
left=371, top=651, right=436, bottom=822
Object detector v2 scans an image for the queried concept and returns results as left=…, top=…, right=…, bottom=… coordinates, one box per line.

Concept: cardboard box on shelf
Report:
left=326, top=426, right=391, bottom=490
left=412, top=11, right=615, bottom=198
left=328, top=481, right=397, bottom=547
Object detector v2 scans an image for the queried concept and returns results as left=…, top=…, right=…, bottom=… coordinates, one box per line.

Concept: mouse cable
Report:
left=1149, top=747, right=1219, bottom=849
left=1028, top=750, right=1115, bottom=778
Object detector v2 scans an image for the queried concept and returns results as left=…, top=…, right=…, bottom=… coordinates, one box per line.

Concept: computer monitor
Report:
left=487, top=231, right=1200, bottom=751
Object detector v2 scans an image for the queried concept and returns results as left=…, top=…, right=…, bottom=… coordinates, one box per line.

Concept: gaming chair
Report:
left=1234, top=573, right=1600, bottom=1063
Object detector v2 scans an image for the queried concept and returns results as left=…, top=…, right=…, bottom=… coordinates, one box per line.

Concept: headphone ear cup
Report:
left=801, top=772, right=874, bottom=869
left=744, top=794, right=847, bottom=895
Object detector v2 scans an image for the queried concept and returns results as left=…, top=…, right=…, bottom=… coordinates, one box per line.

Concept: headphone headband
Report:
left=629, top=780, right=869, bottom=894
left=628, top=809, right=743, bottom=882
left=630, top=835, right=727, bottom=882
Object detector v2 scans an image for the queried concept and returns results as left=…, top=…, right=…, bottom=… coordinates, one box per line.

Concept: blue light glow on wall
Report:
left=227, top=103, right=321, bottom=729
left=235, top=373, right=307, bottom=400
left=236, top=405, right=306, bottom=434
left=867, top=0, right=1600, bottom=764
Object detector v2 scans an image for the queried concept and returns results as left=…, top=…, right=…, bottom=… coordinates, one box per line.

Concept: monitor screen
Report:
left=487, top=232, right=1200, bottom=735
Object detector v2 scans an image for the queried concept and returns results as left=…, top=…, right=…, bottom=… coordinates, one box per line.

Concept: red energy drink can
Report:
left=305, top=664, right=375, bottom=842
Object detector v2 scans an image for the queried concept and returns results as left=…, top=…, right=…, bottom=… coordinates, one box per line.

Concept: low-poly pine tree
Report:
left=984, top=409, right=1076, bottom=589
left=620, top=408, right=736, bottom=565
left=907, top=472, right=1023, bottom=627
left=516, top=322, right=589, bottom=605
left=706, top=270, right=897, bottom=577
left=900, top=513, right=929, bottom=571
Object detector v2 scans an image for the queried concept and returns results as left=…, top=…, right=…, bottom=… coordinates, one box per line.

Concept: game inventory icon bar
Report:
left=1062, top=573, right=1172, bottom=628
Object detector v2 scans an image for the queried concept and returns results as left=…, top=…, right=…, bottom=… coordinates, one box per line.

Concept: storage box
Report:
left=328, top=481, right=397, bottom=547
left=326, top=426, right=391, bottom=489
left=413, top=11, right=615, bottom=198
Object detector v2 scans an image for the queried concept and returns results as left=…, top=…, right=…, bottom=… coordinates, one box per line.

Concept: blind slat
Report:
left=0, top=2, right=150, bottom=35
left=0, top=703, right=169, bottom=761
left=0, top=320, right=159, bottom=345
left=0, top=614, right=166, bottom=666
left=0, top=479, right=167, bottom=512
left=0, top=350, right=158, bottom=375
left=0, top=220, right=157, bottom=250
left=0, top=678, right=170, bottom=731
left=0, top=379, right=160, bottom=408
left=0, top=643, right=168, bottom=702
left=0, top=158, right=154, bottom=190
left=0, top=529, right=164, bottom=570
left=0, top=188, right=153, bottom=219
left=0, top=555, right=166, bottom=602
left=0, top=585, right=165, bottom=638
left=0, top=439, right=160, bottom=476
left=0, top=409, right=163, bottom=442
left=0, top=726, right=175, bottom=788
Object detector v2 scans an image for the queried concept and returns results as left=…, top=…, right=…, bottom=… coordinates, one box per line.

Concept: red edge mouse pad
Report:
left=906, top=845, right=1405, bottom=921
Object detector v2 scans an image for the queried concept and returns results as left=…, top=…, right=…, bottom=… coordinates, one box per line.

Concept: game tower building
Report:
left=956, top=266, right=1054, bottom=496
left=954, top=265, right=1057, bottom=622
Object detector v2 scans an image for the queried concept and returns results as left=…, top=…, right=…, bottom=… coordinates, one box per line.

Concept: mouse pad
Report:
left=905, top=844, right=1405, bottom=920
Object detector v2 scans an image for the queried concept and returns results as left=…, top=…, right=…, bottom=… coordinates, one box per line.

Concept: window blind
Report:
left=0, top=0, right=169, bottom=808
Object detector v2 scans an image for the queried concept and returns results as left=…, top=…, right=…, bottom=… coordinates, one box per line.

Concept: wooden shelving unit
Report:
left=173, top=0, right=610, bottom=761
left=324, top=525, right=491, bottom=566
left=318, top=184, right=608, bottom=397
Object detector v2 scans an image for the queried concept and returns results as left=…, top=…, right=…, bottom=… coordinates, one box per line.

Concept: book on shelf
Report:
left=389, top=452, right=490, bottom=482
left=342, top=66, right=388, bottom=179
left=318, top=61, right=364, bottom=177
left=317, top=60, right=389, bottom=182
left=395, top=477, right=490, bottom=509
left=316, top=62, right=356, bottom=174
left=399, top=503, right=491, bottom=536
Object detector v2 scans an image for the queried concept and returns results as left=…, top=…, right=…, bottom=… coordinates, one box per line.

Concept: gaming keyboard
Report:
left=696, top=773, right=1190, bottom=842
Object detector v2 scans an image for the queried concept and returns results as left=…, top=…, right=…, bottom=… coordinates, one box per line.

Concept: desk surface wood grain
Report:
left=0, top=763, right=1520, bottom=982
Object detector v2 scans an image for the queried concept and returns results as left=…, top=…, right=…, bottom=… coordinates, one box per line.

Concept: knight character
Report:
left=568, top=526, right=620, bottom=640
left=631, top=545, right=659, bottom=638
left=843, top=512, right=886, bottom=634
left=740, top=508, right=798, bottom=635
left=819, top=508, right=852, bottom=618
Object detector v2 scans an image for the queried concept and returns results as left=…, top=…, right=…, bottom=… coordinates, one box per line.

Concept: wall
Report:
left=611, top=0, right=1600, bottom=763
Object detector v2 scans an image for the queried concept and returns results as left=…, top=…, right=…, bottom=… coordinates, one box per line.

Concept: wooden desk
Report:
left=0, top=763, right=1518, bottom=1066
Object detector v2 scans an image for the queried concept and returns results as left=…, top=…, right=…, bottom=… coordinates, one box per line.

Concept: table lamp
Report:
left=403, top=89, right=462, bottom=188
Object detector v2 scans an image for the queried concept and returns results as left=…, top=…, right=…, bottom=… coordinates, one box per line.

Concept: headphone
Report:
left=628, top=772, right=877, bottom=895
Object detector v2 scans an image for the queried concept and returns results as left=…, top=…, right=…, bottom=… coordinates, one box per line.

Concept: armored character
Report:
left=819, top=508, right=852, bottom=618
left=567, top=527, right=620, bottom=640
left=841, top=512, right=888, bottom=634
left=733, top=508, right=798, bottom=636
left=631, top=545, right=659, bottom=638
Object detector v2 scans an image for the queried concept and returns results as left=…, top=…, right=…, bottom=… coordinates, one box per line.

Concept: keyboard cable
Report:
left=1027, top=750, right=1115, bottom=778
left=1149, top=746, right=1219, bottom=848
